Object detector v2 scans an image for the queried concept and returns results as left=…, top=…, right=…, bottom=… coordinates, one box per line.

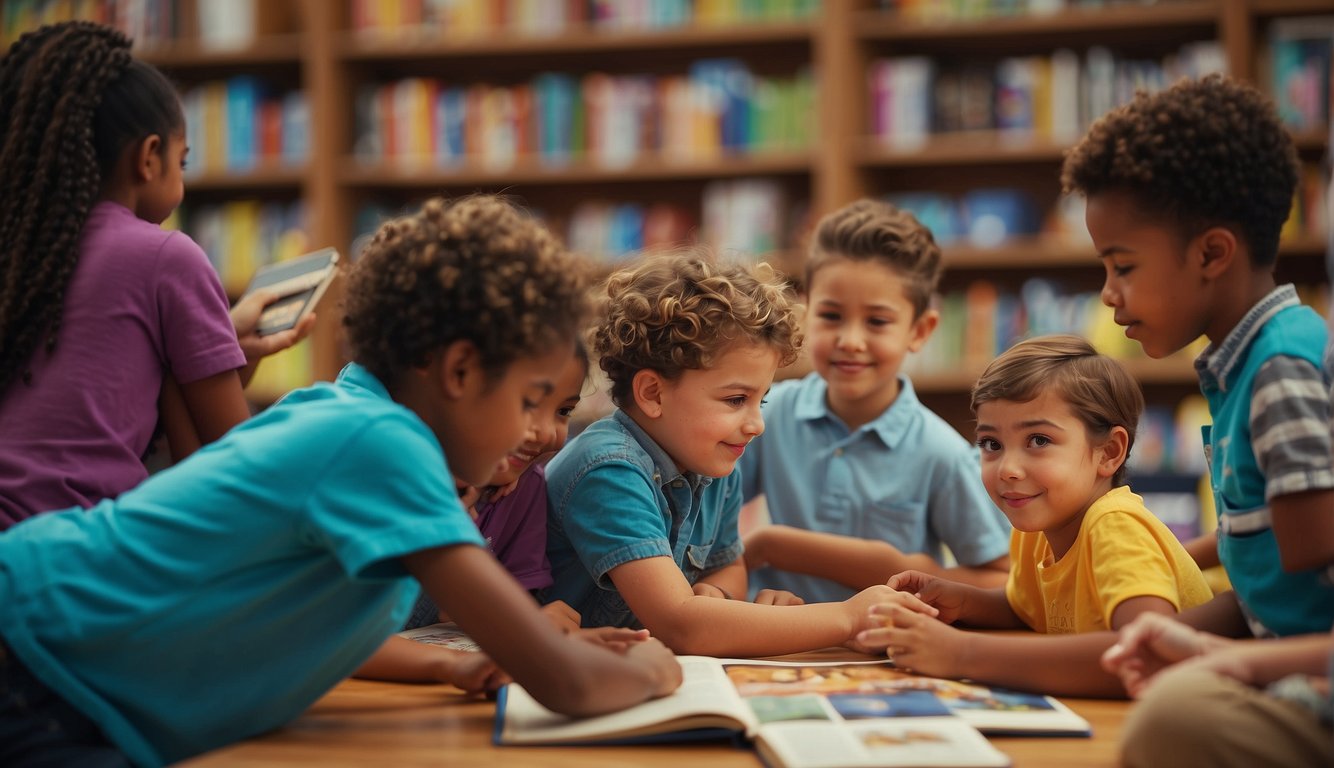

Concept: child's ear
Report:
left=907, top=307, right=939, bottom=352
left=133, top=134, right=164, bottom=182
left=1195, top=226, right=1237, bottom=279
left=1095, top=425, right=1130, bottom=479
left=631, top=369, right=665, bottom=419
left=435, top=339, right=481, bottom=399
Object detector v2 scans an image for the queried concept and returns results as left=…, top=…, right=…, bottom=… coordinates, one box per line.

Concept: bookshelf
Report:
left=3, top=0, right=1328, bottom=430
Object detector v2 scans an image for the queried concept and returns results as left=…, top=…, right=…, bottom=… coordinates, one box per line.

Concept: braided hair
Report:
left=0, top=21, right=183, bottom=394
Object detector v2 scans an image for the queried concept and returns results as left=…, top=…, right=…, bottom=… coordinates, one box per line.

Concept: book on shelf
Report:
left=495, top=655, right=1093, bottom=767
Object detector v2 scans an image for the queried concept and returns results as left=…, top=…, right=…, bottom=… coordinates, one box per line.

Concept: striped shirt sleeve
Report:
left=1250, top=355, right=1334, bottom=499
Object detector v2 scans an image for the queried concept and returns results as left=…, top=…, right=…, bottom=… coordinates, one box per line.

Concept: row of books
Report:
left=886, top=189, right=1041, bottom=248
left=348, top=0, right=819, bottom=37
left=881, top=0, right=1188, bottom=22
left=2, top=0, right=259, bottom=49
left=352, top=62, right=814, bottom=168
left=172, top=199, right=310, bottom=297
left=869, top=42, right=1225, bottom=144
left=182, top=79, right=309, bottom=175
left=910, top=278, right=1330, bottom=381
left=1270, top=16, right=1334, bottom=133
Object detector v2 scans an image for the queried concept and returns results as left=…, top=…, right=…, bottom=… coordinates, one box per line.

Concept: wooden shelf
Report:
left=340, top=150, right=814, bottom=188
left=337, top=21, right=814, bottom=61
left=1248, top=0, right=1334, bottom=18
left=184, top=166, right=308, bottom=191
left=912, top=354, right=1199, bottom=392
left=942, top=238, right=1094, bottom=269
left=857, top=132, right=1072, bottom=167
left=855, top=1, right=1219, bottom=42
left=136, top=34, right=303, bottom=69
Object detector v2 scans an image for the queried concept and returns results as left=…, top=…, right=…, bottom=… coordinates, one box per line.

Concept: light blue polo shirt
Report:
left=545, top=409, right=744, bottom=628
left=0, top=363, right=483, bottom=767
left=740, top=373, right=1012, bottom=603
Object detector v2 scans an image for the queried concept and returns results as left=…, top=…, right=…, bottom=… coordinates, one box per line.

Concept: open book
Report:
left=495, top=657, right=1091, bottom=768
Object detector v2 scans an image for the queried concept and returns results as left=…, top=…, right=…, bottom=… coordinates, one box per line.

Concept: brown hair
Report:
left=971, top=334, right=1144, bottom=486
left=1061, top=74, right=1297, bottom=268
left=593, top=249, right=802, bottom=408
left=343, top=195, right=592, bottom=386
left=806, top=198, right=943, bottom=317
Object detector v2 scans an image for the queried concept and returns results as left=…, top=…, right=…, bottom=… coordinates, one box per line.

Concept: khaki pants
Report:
left=1122, top=666, right=1333, bottom=768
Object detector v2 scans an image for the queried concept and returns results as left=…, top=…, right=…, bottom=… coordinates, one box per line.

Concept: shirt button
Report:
left=672, top=479, right=684, bottom=488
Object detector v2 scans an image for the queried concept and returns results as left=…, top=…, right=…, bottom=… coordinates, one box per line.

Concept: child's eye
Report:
left=1028, top=435, right=1052, bottom=448
left=522, top=399, right=540, bottom=412
left=868, top=317, right=891, bottom=328
left=976, top=437, right=999, bottom=452
left=725, top=396, right=747, bottom=408
left=1112, top=264, right=1132, bottom=276
left=817, top=311, right=841, bottom=323
left=557, top=406, right=576, bottom=419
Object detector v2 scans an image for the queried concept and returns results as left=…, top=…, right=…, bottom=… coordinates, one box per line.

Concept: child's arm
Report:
left=1183, top=530, right=1220, bottom=570
left=691, top=558, right=748, bottom=601
left=159, top=375, right=201, bottom=461
left=404, top=544, right=681, bottom=718
left=1174, top=591, right=1252, bottom=638
left=887, top=570, right=1026, bottom=629
left=745, top=525, right=1009, bottom=589
left=1270, top=488, right=1334, bottom=573
left=159, top=371, right=249, bottom=462
left=355, top=635, right=507, bottom=692
left=859, top=603, right=1128, bottom=698
left=609, top=555, right=935, bottom=657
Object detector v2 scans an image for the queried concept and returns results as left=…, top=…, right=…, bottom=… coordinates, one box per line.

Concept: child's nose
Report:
left=836, top=325, right=865, bottom=351
left=1100, top=279, right=1120, bottom=308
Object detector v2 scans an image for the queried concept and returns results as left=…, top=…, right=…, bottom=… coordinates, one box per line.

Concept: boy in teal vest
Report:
left=1064, top=74, right=1334, bottom=767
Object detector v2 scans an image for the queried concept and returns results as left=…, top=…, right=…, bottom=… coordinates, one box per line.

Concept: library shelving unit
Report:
left=5, top=0, right=1327, bottom=433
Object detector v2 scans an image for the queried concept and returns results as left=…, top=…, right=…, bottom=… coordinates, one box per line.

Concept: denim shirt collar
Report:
left=612, top=409, right=712, bottom=493
left=792, top=373, right=919, bottom=449
left=1194, top=284, right=1299, bottom=393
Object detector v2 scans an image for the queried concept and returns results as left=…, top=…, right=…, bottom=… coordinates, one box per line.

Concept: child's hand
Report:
left=754, top=589, right=805, bottom=606
left=453, top=477, right=481, bottom=521
left=1101, top=613, right=1228, bottom=698
left=624, top=637, right=684, bottom=698
left=886, top=569, right=968, bottom=624
left=843, top=585, right=938, bottom=653
left=230, top=288, right=317, bottom=364
left=490, top=477, right=522, bottom=500
left=541, top=600, right=582, bottom=635
left=443, top=650, right=510, bottom=695
left=691, top=582, right=732, bottom=600
left=576, top=627, right=653, bottom=653
left=856, top=603, right=968, bottom=679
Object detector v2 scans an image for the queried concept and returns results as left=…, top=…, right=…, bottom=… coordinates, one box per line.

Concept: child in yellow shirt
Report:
left=860, top=335, right=1212, bottom=697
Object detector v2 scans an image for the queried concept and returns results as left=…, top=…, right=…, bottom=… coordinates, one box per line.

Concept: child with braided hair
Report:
left=0, top=21, right=307, bottom=528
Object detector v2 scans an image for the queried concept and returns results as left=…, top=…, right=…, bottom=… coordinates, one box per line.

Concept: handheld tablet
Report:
left=241, top=247, right=341, bottom=336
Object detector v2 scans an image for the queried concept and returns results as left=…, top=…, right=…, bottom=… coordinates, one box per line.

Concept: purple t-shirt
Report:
left=475, top=464, right=554, bottom=591
left=0, top=201, right=244, bottom=528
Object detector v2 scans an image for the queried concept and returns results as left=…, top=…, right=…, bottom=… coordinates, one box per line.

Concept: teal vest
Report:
left=1201, top=303, right=1333, bottom=637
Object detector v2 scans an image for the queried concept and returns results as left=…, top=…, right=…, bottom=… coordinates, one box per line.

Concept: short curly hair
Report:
left=1061, top=74, right=1298, bottom=267
left=971, top=334, right=1144, bottom=487
left=806, top=199, right=942, bottom=317
left=593, top=250, right=802, bottom=408
left=344, top=195, right=591, bottom=386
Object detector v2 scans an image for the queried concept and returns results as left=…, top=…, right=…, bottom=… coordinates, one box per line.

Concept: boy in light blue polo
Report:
left=740, top=200, right=1011, bottom=604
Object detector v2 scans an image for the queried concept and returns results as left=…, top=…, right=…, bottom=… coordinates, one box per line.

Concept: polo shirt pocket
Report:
left=861, top=499, right=926, bottom=551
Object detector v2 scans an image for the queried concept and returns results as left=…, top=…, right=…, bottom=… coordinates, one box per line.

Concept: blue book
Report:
left=435, top=86, right=466, bottom=166
left=225, top=76, right=261, bottom=171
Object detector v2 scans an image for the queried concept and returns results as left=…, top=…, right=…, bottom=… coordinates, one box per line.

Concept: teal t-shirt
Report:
left=0, top=363, right=483, bottom=766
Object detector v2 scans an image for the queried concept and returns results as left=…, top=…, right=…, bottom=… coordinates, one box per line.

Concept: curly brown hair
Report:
left=1061, top=74, right=1297, bottom=267
left=806, top=198, right=942, bottom=317
left=971, top=334, right=1144, bottom=486
left=593, top=250, right=802, bottom=407
left=343, top=195, right=593, bottom=386
left=0, top=21, right=182, bottom=395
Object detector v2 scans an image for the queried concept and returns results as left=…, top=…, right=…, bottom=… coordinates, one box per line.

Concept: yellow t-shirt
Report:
left=1005, top=486, right=1213, bottom=634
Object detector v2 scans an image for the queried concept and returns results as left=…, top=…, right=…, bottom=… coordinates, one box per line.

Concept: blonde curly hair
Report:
left=344, top=195, right=592, bottom=386
left=593, top=250, right=802, bottom=407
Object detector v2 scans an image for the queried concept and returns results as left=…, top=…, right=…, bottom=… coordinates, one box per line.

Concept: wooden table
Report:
left=181, top=652, right=1131, bottom=767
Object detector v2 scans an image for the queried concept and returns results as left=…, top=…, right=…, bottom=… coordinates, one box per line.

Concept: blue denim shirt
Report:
left=545, top=410, right=745, bottom=628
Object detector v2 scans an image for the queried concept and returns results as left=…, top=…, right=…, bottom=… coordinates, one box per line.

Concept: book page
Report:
left=397, top=622, right=479, bottom=652
left=497, top=656, right=756, bottom=745
left=719, top=659, right=1089, bottom=737
left=756, top=718, right=1011, bottom=768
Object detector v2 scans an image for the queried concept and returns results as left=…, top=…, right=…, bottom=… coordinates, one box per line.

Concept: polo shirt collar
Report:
left=337, top=362, right=392, bottom=401
left=1194, top=284, right=1299, bottom=392
left=792, top=372, right=919, bottom=449
left=612, top=409, right=712, bottom=492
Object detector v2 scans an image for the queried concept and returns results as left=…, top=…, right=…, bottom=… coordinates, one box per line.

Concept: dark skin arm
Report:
left=403, top=544, right=681, bottom=718
left=159, top=370, right=249, bottom=461
left=1270, top=489, right=1334, bottom=573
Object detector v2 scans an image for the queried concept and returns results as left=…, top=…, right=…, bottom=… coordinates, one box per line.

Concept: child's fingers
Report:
left=885, top=570, right=924, bottom=592
left=875, top=591, right=938, bottom=618
left=853, top=627, right=896, bottom=652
